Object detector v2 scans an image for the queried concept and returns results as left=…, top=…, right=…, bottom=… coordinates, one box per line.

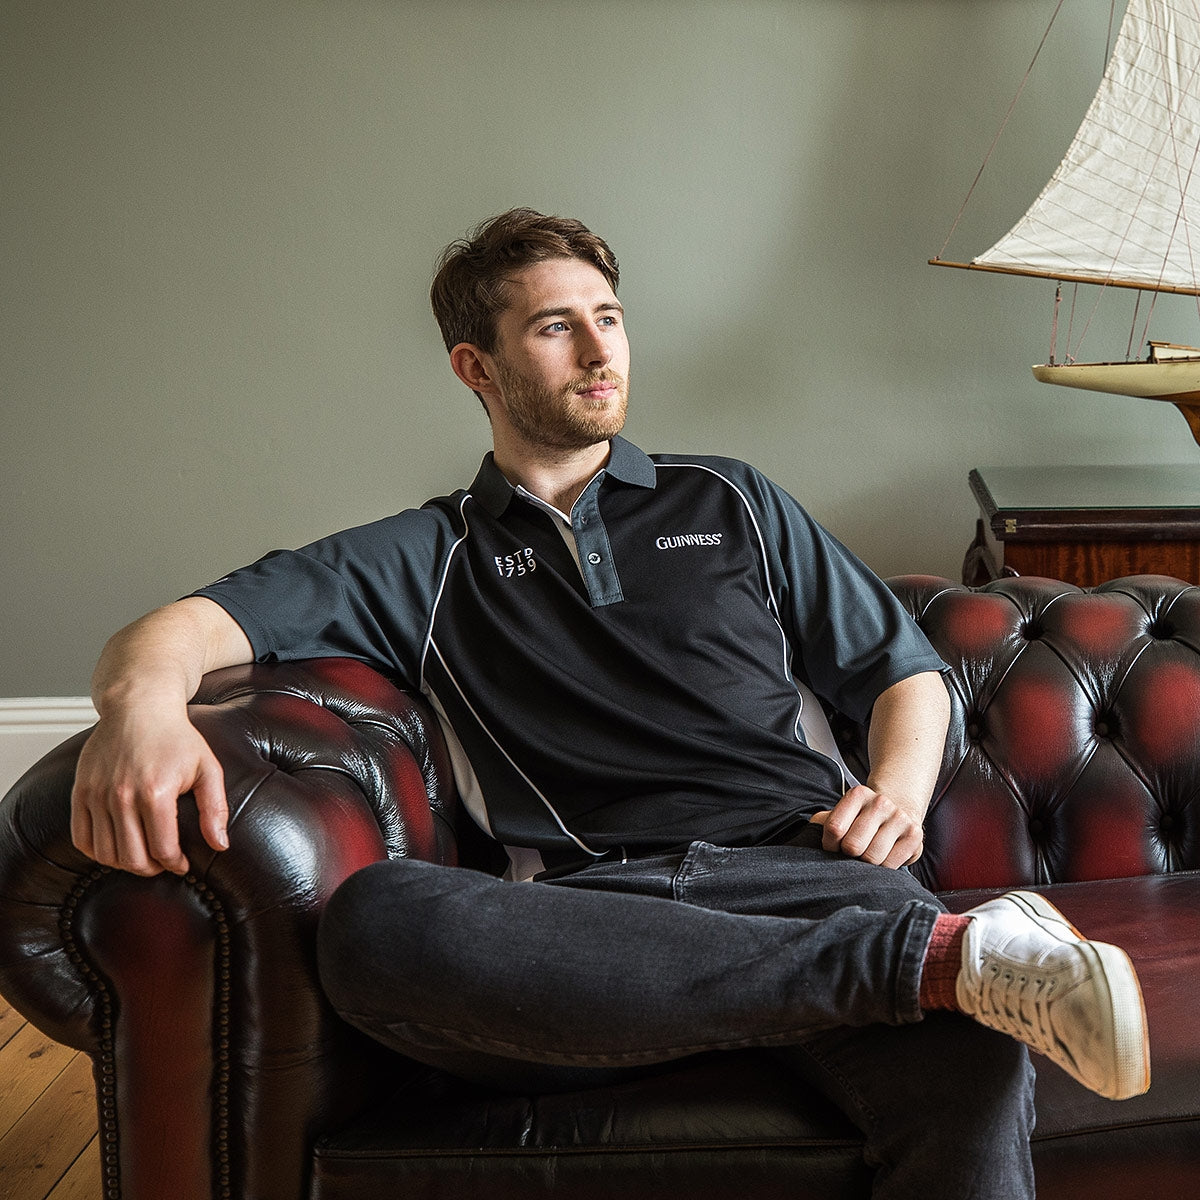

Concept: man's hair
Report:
left=430, top=208, right=620, bottom=354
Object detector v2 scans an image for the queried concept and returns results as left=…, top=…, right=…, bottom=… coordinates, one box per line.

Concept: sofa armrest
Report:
left=0, top=658, right=458, bottom=1200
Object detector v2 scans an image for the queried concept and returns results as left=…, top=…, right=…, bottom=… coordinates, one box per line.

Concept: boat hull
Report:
left=1032, top=358, right=1200, bottom=445
left=1031, top=359, right=1200, bottom=403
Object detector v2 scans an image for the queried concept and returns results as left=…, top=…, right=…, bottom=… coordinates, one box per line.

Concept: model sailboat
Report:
left=931, top=0, right=1200, bottom=444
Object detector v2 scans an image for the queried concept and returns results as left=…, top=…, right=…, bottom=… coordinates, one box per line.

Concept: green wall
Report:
left=4, top=0, right=1195, bottom=695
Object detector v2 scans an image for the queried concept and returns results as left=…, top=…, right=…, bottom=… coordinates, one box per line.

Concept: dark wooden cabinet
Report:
left=964, top=464, right=1200, bottom=587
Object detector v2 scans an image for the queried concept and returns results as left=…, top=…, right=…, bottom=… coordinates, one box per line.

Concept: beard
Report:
left=495, top=358, right=629, bottom=452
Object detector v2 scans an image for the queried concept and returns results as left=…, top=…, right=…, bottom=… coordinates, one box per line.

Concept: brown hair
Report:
left=430, top=208, right=620, bottom=354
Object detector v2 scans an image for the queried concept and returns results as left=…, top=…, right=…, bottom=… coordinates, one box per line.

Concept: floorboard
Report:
left=43, top=1141, right=99, bottom=1200
left=0, top=997, right=99, bottom=1200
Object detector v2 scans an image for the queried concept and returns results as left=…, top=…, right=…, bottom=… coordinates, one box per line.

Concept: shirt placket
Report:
left=572, top=477, right=624, bottom=607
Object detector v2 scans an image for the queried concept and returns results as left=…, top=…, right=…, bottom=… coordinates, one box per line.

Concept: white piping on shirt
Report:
left=653, top=462, right=856, bottom=790
left=418, top=492, right=604, bottom=860
left=427, top=640, right=604, bottom=857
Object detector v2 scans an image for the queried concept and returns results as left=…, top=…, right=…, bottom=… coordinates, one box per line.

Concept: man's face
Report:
left=486, top=257, right=630, bottom=452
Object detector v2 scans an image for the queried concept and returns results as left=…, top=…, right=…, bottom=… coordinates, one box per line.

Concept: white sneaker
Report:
left=956, top=891, right=1150, bottom=1100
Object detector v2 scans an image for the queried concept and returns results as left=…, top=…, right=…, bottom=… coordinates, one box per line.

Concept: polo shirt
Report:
left=194, top=436, right=946, bottom=874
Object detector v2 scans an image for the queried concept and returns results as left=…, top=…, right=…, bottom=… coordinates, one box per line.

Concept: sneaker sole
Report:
left=1007, top=891, right=1151, bottom=1100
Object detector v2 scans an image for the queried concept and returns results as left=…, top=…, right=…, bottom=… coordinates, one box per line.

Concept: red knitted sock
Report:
left=919, top=913, right=972, bottom=1011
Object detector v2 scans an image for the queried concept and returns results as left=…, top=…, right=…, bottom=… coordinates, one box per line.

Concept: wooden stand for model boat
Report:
left=964, top=464, right=1200, bottom=587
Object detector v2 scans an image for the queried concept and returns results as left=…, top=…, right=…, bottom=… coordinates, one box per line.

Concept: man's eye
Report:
left=544, top=321, right=568, bottom=334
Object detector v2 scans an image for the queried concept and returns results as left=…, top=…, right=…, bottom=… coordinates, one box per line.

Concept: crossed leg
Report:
left=317, top=834, right=1035, bottom=1198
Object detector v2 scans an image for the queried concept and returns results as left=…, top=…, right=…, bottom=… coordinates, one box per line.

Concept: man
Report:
left=72, top=209, right=1149, bottom=1198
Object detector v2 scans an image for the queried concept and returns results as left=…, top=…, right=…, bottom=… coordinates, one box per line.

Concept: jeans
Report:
left=317, top=825, right=1036, bottom=1199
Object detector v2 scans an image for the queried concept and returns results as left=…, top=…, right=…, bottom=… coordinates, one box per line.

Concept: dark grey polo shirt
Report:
left=194, top=437, right=945, bottom=871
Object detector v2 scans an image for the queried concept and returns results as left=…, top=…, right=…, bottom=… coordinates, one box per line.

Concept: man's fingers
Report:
left=814, top=786, right=871, bottom=853
left=69, top=784, right=96, bottom=860
left=192, top=752, right=230, bottom=853
left=115, top=801, right=176, bottom=877
left=812, top=786, right=924, bottom=869
left=856, top=820, right=922, bottom=869
left=69, top=717, right=229, bottom=875
left=139, top=788, right=195, bottom=876
left=78, top=797, right=163, bottom=877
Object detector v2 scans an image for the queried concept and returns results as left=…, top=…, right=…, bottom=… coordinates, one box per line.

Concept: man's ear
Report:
left=449, top=343, right=497, bottom=397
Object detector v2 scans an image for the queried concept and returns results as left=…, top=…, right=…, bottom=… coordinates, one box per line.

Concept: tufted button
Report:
left=1147, top=618, right=1175, bottom=640
left=966, top=720, right=982, bottom=741
left=1020, top=620, right=1044, bottom=641
left=1160, top=813, right=1176, bottom=831
left=1029, top=817, right=1045, bottom=835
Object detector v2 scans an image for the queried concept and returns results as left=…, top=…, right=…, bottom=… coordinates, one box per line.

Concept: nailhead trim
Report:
left=60, top=868, right=119, bottom=1197
left=187, top=873, right=234, bottom=1200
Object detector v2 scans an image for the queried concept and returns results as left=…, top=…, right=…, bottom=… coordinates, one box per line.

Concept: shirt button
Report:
left=587, top=552, right=602, bottom=565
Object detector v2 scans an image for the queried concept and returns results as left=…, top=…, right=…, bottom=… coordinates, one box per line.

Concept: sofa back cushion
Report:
left=865, top=576, right=1200, bottom=892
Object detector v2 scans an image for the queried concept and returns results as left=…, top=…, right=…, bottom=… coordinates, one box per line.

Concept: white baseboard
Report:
left=0, top=698, right=97, bottom=798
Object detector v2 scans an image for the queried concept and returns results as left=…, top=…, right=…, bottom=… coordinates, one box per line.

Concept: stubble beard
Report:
left=497, top=359, right=629, bottom=453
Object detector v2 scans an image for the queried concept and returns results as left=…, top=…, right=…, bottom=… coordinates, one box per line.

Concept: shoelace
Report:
left=975, top=960, right=1063, bottom=1060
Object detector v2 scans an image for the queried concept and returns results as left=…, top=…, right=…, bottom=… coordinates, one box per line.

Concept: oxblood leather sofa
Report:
left=1, top=574, right=1198, bottom=1200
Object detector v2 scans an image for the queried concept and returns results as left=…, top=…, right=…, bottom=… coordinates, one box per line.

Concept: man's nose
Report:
left=578, top=325, right=613, bottom=369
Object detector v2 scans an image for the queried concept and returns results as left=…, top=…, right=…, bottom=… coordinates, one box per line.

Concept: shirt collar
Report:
left=468, top=435, right=657, bottom=518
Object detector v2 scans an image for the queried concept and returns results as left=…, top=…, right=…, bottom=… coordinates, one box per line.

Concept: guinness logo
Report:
left=655, top=532, right=724, bottom=549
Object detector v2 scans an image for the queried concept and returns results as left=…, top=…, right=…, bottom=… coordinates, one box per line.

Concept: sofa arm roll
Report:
left=0, top=657, right=459, bottom=1200
left=0, top=727, right=103, bottom=1045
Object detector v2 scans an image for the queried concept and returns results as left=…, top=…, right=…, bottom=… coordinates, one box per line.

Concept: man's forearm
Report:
left=864, top=670, right=951, bottom=818
left=811, top=670, right=950, bottom=868
left=91, top=596, right=251, bottom=716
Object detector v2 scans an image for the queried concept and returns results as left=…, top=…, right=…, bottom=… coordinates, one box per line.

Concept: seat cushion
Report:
left=310, top=1051, right=873, bottom=1199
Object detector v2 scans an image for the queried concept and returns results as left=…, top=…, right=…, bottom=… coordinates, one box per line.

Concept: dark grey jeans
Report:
left=317, top=827, right=1036, bottom=1199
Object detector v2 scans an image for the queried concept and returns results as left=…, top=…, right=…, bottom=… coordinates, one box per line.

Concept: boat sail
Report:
left=931, top=0, right=1200, bottom=444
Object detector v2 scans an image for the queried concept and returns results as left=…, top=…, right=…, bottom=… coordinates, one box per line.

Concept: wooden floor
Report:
left=0, top=996, right=99, bottom=1200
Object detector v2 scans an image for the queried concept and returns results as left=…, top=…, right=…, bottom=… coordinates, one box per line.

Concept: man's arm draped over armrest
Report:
left=70, top=596, right=254, bottom=877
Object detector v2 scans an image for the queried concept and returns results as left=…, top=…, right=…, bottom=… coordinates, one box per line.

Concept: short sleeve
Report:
left=191, top=505, right=457, bottom=688
left=740, top=469, right=947, bottom=722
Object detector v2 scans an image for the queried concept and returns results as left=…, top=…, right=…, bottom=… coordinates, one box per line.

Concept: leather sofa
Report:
left=1, top=574, right=1197, bottom=1199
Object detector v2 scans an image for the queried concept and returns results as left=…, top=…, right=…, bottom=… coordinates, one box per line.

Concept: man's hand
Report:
left=809, top=784, right=925, bottom=869
left=71, top=708, right=228, bottom=876
left=69, top=596, right=251, bottom=875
